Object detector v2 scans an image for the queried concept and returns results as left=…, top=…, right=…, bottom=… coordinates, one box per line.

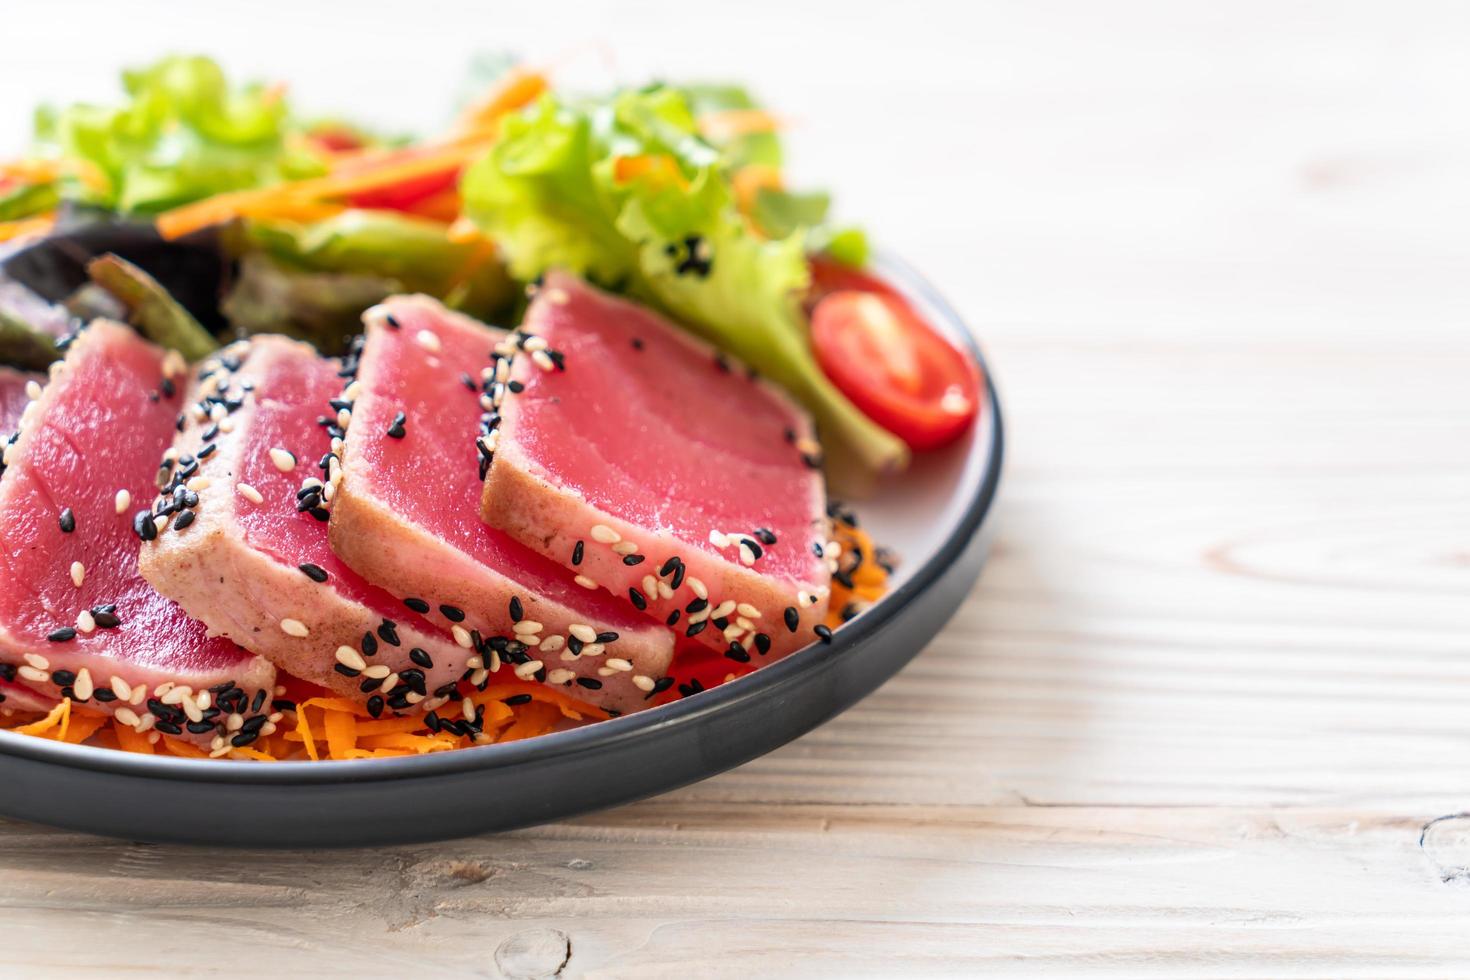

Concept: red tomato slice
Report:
left=811, top=290, right=982, bottom=451
left=805, top=255, right=900, bottom=313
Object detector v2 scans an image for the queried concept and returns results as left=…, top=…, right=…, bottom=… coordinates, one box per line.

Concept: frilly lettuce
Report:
left=461, top=86, right=906, bottom=486
left=33, top=55, right=325, bottom=214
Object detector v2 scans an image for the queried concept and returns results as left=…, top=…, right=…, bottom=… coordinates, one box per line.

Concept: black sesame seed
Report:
left=378, top=620, right=401, bottom=646
left=659, top=556, right=680, bottom=577
left=361, top=631, right=378, bottom=656
left=622, top=554, right=645, bottom=566
left=186, top=720, right=215, bottom=735
left=229, top=731, right=257, bottom=747
left=385, top=313, right=401, bottom=330
left=653, top=677, right=675, bottom=693
left=409, top=648, right=434, bottom=669
left=299, top=563, right=329, bottom=583
left=629, top=588, right=647, bottom=610
left=571, top=541, right=584, bottom=566
left=58, top=508, right=75, bottom=534
left=834, top=570, right=855, bottom=589
left=94, top=688, right=117, bottom=703
left=92, top=611, right=120, bottom=629
left=568, top=636, right=584, bottom=656
left=509, top=596, right=523, bottom=622
left=753, top=527, right=777, bottom=546
left=160, top=377, right=176, bottom=398
left=631, top=337, right=644, bottom=350
left=596, top=632, right=619, bottom=644
left=754, top=633, right=772, bottom=655
left=403, top=597, right=430, bottom=614
left=155, top=721, right=184, bottom=736
left=507, top=380, right=525, bottom=394
left=173, top=510, right=196, bottom=531
left=252, top=689, right=267, bottom=712
left=740, top=538, right=764, bottom=560
left=575, top=677, right=603, bottom=690
left=333, top=663, right=361, bottom=678
left=51, top=669, right=76, bottom=685
left=197, top=442, right=216, bottom=459
left=133, top=510, right=158, bottom=541
left=502, top=693, right=533, bottom=706
left=358, top=678, right=378, bottom=693
left=687, top=598, right=709, bottom=614
left=424, top=711, right=442, bottom=732
left=686, top=620, right=707, bottom=639
left=308, top=507, right=331, bottom=522
left=439, top=604, right=465, bottom=623
left=712, top=617, right=729, bottom=630
left=47, top=627, right=76, bottom=642
left=814, top=624, right=834, bottom=644
left=724, top=644, right=751, bottom=663
left=366, top=695, right=385, bottom=718
left=460, top=372, right=477, bottom=392
left=784, top=606, right=800, bottom=632
left=670, top=564, right=685, bottom=590
left=666, top=610, right=681, bottom=626
left=386, top=411, right=407, bottom=439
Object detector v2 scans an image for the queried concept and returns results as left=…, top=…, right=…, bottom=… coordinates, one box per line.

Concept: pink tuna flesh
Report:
left=138, top=336, right=470, bottom=717
left=0, top=321, right=275, bottom=741
left=482, top=272, right=832, bottom=661
left=0, top=367, right=41, bottom=436
left=331, top=296, right=674, bottom=714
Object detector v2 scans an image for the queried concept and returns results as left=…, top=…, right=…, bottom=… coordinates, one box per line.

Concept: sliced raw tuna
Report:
left=333, top=295, right=675, bottom=713
left=138, top=336, right=473, bottom=721
left=0, top=321, right=276, bottom=747
left=482, top=272, right=833, bottom=664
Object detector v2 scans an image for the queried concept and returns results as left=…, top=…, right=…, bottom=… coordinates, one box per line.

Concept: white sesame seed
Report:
left=642, top=574, right=659, bottom=596
left=462, top=699, right=478, bottom=722
left=162, top=350, right=187, bottom=378
left=532, top=350, right=556, bottom=372
left=560, top=651, right=578, bottom=662
left=657, top=581, right=674, bottom=600
left=218, top=418, right=234, bottom=433
left=415, top=329, right=442, bottom=352
left=591, top=524, right=621, bottom=544
left=513, top=659, right=544, bottom=680
left=606, top=658, right=633, bottom=672
left=160, top=686, right=189, bottom=705
left=343, top=381, right=362, bottom=401
left=114, top=489, right=132, bottom=514
left=711, top=600, right=737, bottom=619
left=597, top=667, right=617, bottom=677
left=129, top=684, right=145, bottom=705
left=452, top=625, right=473, bottom=648
left=522, top=634, right=543, bottom=647
left=269, top=448, right=296, bottom=472
left=737, top=603, right=762, bottom=619
left=336, top=408, right=352, bottom=430
left=494, top=359, right=510, bottom=383
left=109, top=676, right=131, bottom=701
left=568, top=624, right=597, bottom=643
left=548, top=668, right=576, bottom=684
left=73, top=668, right=93, bottom=702
left=236, top=482, right=264, bottom=505
left=335, top=646, right=366, bottom=671
left=522, top=335, right=549, bottom=352
left=18, top=666, right=47, bottom=683
left=611, top=540, right=638, bottom=556
left=581, top=643, right=605, bottom=657
left=226, top=713, right=244, bottom=732
left=632, top=675, right=656, bottom=692
left=688, top=577, right=708, bottom=600
left=723, top=624, right=744, bottom=641
left=267, top=711, right=284, bottom=724
left=69, top=561, right=84, bottom=588
left=512, top=620, right=544, bottom=636
left=545, top=287, right=570, bottom=306
left=471, top=667, right=491, bottom=686
left=196, top=691, right=211, bottom=711
left=541, top=635, right=566, bottom=653
left=280, top=618, right=309, bottom=638
left=25, top=380, right=42, bottom=401
left=182, top=698, right=203, bottom=724
left=574, top=575, right=598, bottom=590
left=137, top=713, right=156, bottom=733
left=114, top=707, right=140, bottom=727
left=466, top=655, right=484, bottom=670
left=738, top=543, right=756, bottom=566
left=363, top=665, right=391, bottom=680
left=708, top=530, right=729, bottom=548
left=186, top=477, right=211, bottom=492
left=736, top=617, right=756, bottom=632
left=153, top=514, right=169, bottom=533
left=23, top=653, right=48, bottom=671
left=378, top=673, right=399, bottom=694
left=687, top=607, right=711, bottom=624
left=260, top=720, right=279, bottom=736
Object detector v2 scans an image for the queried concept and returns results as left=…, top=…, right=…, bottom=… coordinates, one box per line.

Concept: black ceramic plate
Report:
left=0, top=236, right=1003, bottom=846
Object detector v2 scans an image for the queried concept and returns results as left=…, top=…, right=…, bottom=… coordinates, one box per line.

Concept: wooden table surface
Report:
left=5, top=1, right=1470, bottom=976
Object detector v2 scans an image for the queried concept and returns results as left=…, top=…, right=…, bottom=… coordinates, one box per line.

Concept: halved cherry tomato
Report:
left=806, top=254, right=901, bottom=313
left=811, top=289, right=981, bottom=451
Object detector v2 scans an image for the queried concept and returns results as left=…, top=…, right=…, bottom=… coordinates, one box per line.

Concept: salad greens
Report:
left=86, top=254, right=218, bottom=359
left=461, top=86, right=907, bottom=482
left=32, top=55, right=325, bottom=215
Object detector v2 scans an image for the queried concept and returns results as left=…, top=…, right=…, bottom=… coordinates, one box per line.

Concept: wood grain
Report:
left=3, top=0, right=1470, bottom=976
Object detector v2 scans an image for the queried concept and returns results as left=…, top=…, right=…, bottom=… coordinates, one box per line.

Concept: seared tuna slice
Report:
left=333, top=296, right=675, bottom=713
left=482, top=273, right=833, bottom=662
left=138, top=336, right=470, bottom=718
left=0, top=322, right=276, bottom=745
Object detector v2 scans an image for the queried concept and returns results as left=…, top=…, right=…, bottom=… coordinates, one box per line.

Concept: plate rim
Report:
left=0, top=247, right=1004, bottom=786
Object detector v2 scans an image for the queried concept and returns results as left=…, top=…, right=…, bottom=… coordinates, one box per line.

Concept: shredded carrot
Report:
left=59, top=711, right=108, bottom=745
left=456, top=68, right=549, bottom=136
left=163, top=738, right=207, bottom=759
left=112, top=719, right=156, bottom=754
left=697, top=108, right=786, bottom=143
left=0, top=213, right=55, bottom=243
left=13, top=699, right=69, bottom=736
left=322, top=708, right=357, bottom=761
left=823, top=521, right=891, bottom=630
left=732, top=164, right=783, bottom=217
left=612, top=154, right=686, bottom=189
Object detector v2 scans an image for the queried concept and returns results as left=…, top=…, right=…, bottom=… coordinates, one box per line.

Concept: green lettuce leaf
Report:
left=226, top=209, right=515, bottom=318
left=221, top=253, right=397, bottom=349
left=461, top=87, right=906, bottom=485
left=34, top=55, right=326, bottom=214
